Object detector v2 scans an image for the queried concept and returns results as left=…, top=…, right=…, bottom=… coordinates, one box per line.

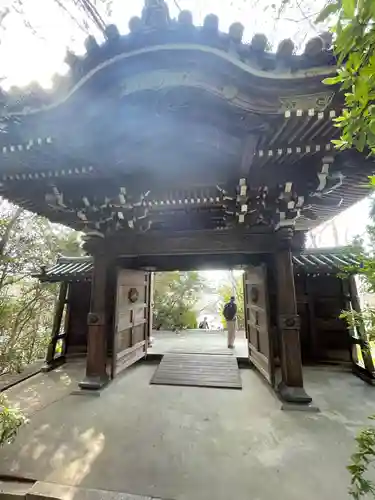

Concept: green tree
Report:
left=336, top=194, right=375, bottom=499
left=318, top=0, right=375, bottom=154
left=153, top=271, right=206, bottom=330
left=0, top=204, right=82, bottom=374
left=0, top=201, right=82, bottom=447
left=316, top=1, right=375, bottom=495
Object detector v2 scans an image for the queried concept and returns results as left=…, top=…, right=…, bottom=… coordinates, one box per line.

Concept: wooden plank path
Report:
left=150, top=353, right=242, bottom=389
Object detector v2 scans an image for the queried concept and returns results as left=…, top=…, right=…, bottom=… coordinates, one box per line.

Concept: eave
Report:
left=37, top=247, right=359, bottom=282
left=0, top=2, right=368, bottom=236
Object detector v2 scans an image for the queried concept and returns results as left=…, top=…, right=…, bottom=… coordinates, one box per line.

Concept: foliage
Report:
left=348, top=417, right=375, bottom=499
left=0, top=203, right=83, bottom=375
left=218, top=273, right=245, bottom=329
left=333, top=194, right=375, bottom=497
left=319, top=0, right=375, bottom=488
left=318, top=0, right=375, bottom=154
left=0, top=394, right=27, bottom=446
left=0, top=200, right=82, bottom=447
left=153, top=271, right=206, bottom=330
left=338, top=195, right=375, bottom=342
left=341, top=307, right=375, bottom=340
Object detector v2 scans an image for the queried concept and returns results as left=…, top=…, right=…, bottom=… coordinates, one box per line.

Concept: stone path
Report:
left=0, top=360, right=374, bottom=500
left=148, top=329, right=248, bottom=358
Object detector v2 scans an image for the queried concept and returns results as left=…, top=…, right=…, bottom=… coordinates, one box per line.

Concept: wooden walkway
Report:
left=150, top=353, right=242, bottom=389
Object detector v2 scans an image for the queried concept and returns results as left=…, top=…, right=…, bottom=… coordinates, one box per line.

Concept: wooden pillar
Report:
left=342, top=277, right=360, bottom=366
left=275, top=230, right=312, bottom=404
left=79, top=253, right=109, bottom=390
left=306, top=276, right=319, bottom=361
left=146, top=272, right=154, bottom=346
left=44, top=281, right=68, bottom=369
left=349, top=275, right=375, bottom=376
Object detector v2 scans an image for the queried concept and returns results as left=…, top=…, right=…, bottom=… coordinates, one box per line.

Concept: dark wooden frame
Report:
left=78, top=254, right=109, bottom=390
left=110, top=268, right=150, bottom=378
left=244, top=264, right=275, bottom=386
left=43, top=281, right=69, bottom=371
left=43, top=240, right=373, bottom=402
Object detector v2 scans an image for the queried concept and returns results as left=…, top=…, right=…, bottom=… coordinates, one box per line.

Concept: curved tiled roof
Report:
left=293, top=248, right=359, bottom=274
left=38, top=256, right=93, bottom=282
left=37, top=248, right=359, bottom=282
left=0, top=1, right=336, bottom=118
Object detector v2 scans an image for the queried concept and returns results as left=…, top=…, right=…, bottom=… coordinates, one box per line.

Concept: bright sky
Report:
left=0, top=0, right=371, bottom=284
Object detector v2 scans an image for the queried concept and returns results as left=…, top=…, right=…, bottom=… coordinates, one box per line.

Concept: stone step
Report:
left=26, top=482, right=166, bottom=500
left=0, top=480, right=34, bottom=500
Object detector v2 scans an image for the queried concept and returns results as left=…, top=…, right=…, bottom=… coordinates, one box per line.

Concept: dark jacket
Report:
left=223, top=301, right=237, bottom=321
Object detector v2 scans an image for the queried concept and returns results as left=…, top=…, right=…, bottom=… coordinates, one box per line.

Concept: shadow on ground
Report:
left=1, top=359, right=375, bottom=500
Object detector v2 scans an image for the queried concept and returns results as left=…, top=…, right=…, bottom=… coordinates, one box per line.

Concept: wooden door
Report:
left=243, top=264, right=275, bottom=385
left=112, top=269, right=152, bottom=377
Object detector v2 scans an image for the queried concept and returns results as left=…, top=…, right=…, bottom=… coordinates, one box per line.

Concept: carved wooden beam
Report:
left=84, top=228, right=304, bottom=258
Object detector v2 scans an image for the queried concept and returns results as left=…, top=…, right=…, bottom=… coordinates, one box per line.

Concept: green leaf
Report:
left=332, top=138, right=348, bottom=149
left=334, top=116, right=347, bottom=122
left=369, top=119, right=375, bottom=135
left=342, top=0, right=356, bottom=18
left=348, top=51, right=362, bottom=71
left=315, top=2, right=340, bottom=23
left=356, top=130, right=367, bottom=151
left=323, top=75, right=342, bottom=85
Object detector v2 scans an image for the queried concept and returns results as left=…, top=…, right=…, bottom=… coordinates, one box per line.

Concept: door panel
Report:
left=112, top=269, right=152, bottom=377
left=243, top=264, right=275, bottom=385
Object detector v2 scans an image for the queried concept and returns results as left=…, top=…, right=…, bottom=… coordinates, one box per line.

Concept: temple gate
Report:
left=2, top=0, right=375, bottom=405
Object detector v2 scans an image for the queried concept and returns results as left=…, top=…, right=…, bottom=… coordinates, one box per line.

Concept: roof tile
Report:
left=38, top=247, right=359, bottom=282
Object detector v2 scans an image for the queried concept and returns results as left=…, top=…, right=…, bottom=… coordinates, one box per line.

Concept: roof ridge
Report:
left=0, top=4, right=336, bottom=119
left=299, top=246, right=352, bottom=254
left=57, top=255, right=92, bottom=263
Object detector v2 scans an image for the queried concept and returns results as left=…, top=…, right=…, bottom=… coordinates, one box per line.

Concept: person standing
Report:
left=199, top=317, right=209, bottom=330
left=223, top=296, right=237, bottom=348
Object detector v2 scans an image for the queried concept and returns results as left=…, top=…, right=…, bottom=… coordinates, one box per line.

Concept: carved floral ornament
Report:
left=128, top=287, right=139, bottom=303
